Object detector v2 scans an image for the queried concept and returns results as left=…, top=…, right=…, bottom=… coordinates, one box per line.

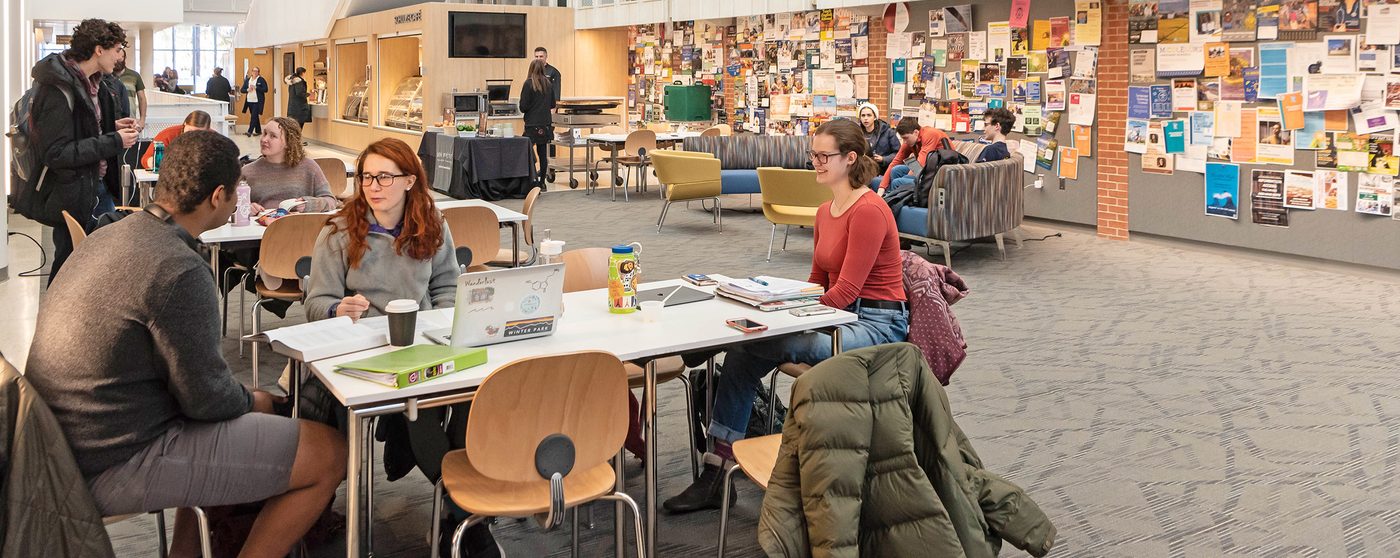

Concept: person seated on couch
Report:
left=977, top=107, right=1015, bottom=163
left=858, top=103, right=900, bottom=172
left=873, top=116, right=952, bottom=194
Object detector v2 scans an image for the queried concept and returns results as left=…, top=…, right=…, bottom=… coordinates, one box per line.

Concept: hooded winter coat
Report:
left=863, top=118, right=901, bottom=161
left=758, top=343, right=1056, bottom=558
left=28, top=53, right=125, bottom=227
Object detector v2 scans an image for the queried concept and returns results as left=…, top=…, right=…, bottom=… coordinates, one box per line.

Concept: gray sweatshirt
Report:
left=305, top=214, right=459, bottom=321
left=25, top=212, right=252, bottom=478
left=241, top=157, right=339, bottom=213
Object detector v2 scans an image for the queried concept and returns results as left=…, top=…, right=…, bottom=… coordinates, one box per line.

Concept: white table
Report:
left=131, top=169, right=159, bottom=206
left=584, top=131, right=702, bottom=201
left=297, top=279, right=855, bottom=558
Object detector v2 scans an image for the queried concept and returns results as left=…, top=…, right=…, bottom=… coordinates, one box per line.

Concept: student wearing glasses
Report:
left=665, top=119, right=909, bottom=513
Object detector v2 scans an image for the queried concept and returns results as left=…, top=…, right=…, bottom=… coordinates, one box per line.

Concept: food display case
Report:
left=335, top=41, right=371, bottom=123
left=342, top=79, right=371, bottom=122
left=384, top=76, right=424, bottom=130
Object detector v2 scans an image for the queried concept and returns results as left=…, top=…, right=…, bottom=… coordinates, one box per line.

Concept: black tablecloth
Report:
left=418, top=132, right=535, bottom=201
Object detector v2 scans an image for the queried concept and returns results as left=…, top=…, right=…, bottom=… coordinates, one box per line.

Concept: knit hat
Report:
left=857, top=102, right=880, bottom=118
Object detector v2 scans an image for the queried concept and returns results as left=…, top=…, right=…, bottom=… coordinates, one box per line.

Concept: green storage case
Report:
left=663, top=84, right=713, bottom=122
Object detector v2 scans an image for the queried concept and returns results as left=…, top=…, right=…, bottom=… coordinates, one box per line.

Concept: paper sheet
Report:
left=1157, top=43, right=1206, bottom=77
left=989, top=22, right=1011, bottom=63
left=1204, top=162, right=1241, bottom=219
left=1074, top=0, right=1103, bottom=45
left=1069, top=92, right=1097, bottom=125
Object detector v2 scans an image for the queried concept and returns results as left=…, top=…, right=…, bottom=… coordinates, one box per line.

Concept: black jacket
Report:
left=240, top=76, right=268, bottom=110
left=29, top=53, right=124, bottom=226
left=866, top=119, right=901, bottom=159
left=544, top=64, right=562, bottom=105
left=205, top=75, right=233, bottom=103
left=519, top=79, right=555, bottom=129
left=287, top=77, right=312, bottom=123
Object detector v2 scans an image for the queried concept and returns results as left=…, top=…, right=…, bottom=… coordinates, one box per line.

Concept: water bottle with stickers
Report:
left=608, top=243, right=641, bottom=313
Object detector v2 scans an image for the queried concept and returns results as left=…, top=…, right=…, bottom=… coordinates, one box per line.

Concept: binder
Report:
left=334, top=345, right=487, bottom=389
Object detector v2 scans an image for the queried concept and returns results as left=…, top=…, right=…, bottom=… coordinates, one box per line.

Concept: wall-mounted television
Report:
left=449, top=12, right=527, bottom=59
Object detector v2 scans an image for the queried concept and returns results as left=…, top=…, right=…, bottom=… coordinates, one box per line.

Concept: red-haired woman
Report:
left=305, top=138, right=458, bottom=320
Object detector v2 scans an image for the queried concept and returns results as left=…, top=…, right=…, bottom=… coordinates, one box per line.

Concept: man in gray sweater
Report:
left=25, top=131, right=346, bottom=558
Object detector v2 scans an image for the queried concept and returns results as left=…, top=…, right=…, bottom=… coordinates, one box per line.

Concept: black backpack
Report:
left=7, top=83, right=74, bottom=225
left=910, top=148, right=970, bottom=209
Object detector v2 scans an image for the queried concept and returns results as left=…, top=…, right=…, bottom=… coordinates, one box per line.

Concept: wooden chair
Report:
left=430, top=351, right=645, bottom=558
left=247, top=213, right=331, bottom=388
left=716, top=434, right=782, bottom=558
left=488, top=186, right=540, bottom=267
left=561, top=247, right=703, bottom=479
left=714, top=123, right=732, bottom=136
left=441, top=206, right=501, bottom=272
left=757, top=167, right=833, bottom=261
left=315, top=157, right=354, bottom=200
left=61, top=210, right=86, bottom=250
left=614, top=130, right=658, bottom=202
left=700, top=126, right=722, bottom=137
left=0, top=354, right=215, bottom=558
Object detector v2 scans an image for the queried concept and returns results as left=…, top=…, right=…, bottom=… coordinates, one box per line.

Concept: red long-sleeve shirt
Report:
left=141, top=124, right=185, bottom=169
left=808, top=190, right=906, bottom=309
left=878, top=126, right=952, bottom=190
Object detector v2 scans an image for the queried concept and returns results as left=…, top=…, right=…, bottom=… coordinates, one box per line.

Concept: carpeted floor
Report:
left=92, top=180, right=1400, bottom=557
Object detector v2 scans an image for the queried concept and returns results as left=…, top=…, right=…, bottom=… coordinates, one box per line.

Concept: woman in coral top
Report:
left=665, top=118, right=909, bottom=513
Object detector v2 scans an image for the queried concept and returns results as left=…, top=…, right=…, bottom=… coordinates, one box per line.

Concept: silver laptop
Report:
left=426, top=264, right=565, bottom=347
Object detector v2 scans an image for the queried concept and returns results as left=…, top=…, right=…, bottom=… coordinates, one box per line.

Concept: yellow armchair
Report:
left=757, top=167, right=833, bottom=261
left=651, top=150, right=724, bottom=233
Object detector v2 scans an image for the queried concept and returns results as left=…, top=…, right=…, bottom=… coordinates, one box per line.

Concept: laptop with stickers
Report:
left=425, top=263, right=565, bottom=348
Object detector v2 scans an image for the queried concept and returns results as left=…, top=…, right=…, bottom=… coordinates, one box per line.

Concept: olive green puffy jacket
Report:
left=758, top=343, right=1056, bottom=558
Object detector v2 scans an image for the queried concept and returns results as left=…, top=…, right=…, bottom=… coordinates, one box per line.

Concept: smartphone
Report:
left=790, top=306, right=836, bottom=317
left=683, top=273, right=717, bottom=286
left=725, top=318, right=768, bottom=333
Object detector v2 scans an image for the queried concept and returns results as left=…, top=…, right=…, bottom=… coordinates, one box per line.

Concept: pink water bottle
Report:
left=234, top=179, right=251, bottom=226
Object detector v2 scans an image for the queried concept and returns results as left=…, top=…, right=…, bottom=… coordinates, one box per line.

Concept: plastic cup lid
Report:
left=385, top=299, right=419, bottom=313
left=540, top=239, right=565, bottom=255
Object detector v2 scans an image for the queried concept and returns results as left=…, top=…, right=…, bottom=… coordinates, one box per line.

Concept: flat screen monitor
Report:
left=449, top=12, right=527, bottom=59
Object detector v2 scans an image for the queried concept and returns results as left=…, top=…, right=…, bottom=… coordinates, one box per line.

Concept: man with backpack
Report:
left=16, top=18, right=138, bottom=283
left=873, top=117, right=952, bottom=193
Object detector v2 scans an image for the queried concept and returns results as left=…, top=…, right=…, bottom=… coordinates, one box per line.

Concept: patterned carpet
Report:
left=102, top=183, right=1400, bottom=557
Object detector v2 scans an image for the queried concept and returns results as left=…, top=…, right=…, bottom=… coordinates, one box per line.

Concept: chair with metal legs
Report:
left=757, top=168, right=832, bottom=261
left=246, top=213, right=330, bottom=388
left=103, top=509, right=214, bottom=558
left=765, top=363, right=811, bottom=434
left=651, top=151, right=724, bottom=234
left=715, top=435, right=782, bottom=558
left=429, top=351, right=646, bottom=558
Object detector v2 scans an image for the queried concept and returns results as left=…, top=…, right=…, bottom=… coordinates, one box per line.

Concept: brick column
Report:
left=1095, top=0, right=1130, bottom=240
left=869, top=24, right=889, bottom=114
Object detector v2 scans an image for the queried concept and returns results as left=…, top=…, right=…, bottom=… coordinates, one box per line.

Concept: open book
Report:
left=244, top=317, right=388, bottom=362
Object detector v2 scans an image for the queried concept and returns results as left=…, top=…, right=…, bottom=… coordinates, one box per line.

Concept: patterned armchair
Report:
left=895, top=140, right=1024, bottom=267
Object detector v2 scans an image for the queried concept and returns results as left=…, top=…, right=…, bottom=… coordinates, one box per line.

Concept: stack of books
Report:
left=714, top=275, right=825, bottom=311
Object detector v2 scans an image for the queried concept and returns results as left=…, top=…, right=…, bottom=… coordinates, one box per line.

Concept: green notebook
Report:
left=334, top=345, right=487, bottom=389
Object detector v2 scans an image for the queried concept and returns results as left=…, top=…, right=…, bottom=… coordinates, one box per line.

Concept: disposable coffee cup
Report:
left=385, top=299, right=420, bottom=347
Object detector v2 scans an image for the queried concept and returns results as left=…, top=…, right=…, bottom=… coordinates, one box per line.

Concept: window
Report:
left=151, top=24, right=236, bottom=94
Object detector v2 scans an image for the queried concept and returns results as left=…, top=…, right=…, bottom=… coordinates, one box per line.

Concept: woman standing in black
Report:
left=519, top=59, right=555, bottom=189
left=285, top=67, right=312, bottom=128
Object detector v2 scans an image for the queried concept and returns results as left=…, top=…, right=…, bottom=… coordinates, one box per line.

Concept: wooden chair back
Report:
left=465, top=351, right=629, bottom=483
left=561, top=247, right=612, bottom=293
left=257, top=213, right=331, bottom=280
left=700, top=127, right=722, bottom=137
left=646, top=122, right=672, bottom=133
left=441, top=206, right=501, bottom=269
left=714, top=123, right=733, bottom=136
left=62, top=211, right=86, bottom=250
left=315, top=157, right=354, bottom=200
left=520, top=186, right=541, bottom=246
left=623, top=130, right=658, bottom=159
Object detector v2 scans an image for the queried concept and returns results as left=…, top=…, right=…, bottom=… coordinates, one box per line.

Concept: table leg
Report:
left=832, top=327, right=844, bottom=356
left=510, top=222, right=521, bottom=267
left=346, top=408, right=363, bottom=558
left=586, top=140, right=595, bottom=195
left=611, top=149, right=620, bottom=203
left=645, top=359, right=658, bottom=557
left=290, top=361, right=301, bottom=419
left=705, top=358, right=716, bottom=453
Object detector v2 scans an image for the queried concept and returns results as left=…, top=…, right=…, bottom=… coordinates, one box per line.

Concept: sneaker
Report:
left=662, top=459, right=735, bottom=514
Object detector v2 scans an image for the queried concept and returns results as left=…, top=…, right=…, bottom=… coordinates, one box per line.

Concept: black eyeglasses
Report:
left=807, top=150, right=845, bottom=164
left=359, top=173, right=409, bottom=187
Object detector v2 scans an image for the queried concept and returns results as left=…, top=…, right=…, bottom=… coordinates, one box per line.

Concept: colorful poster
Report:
left=1130, top=0, right=1160, bottom=43
left=1158, top=43, right=1207, bottom=77
left=945, top=5, right=973, bottom=33
left=1127, top=119, right=1150, bottom=153
left=1058, top=146, right=1080, bottom=178
left=1255, top=107, right=1295, bottom=165
left=1046, top=79, right=1067, bottom=110
left=1073, top=124, right=1093, bottom=156
left=1317, top=0, right=1360, bottom=32
left=1198, top=78, right=1222, bottom=110
left=1032, top=19, right=1052, bottom=51
left=1191, top=111, right=1216, bottom=145
left=1024, top=105, right=1044, bottom=135
left=1050, top=16, right=1072, bottom=47
left=1129, top=86, right=1153, bottom=119
left=1205, top=42, right=1231, bottom=77
left=1151, top=84, right=1174, bottom=117
left=930, top=6, right=947, bottom=37
left=1165, top=119, right=1188, bottom=153
left=1191, top=0, right=1225, bottom=43
left=1277, top=92, right=1305, bottom=129
left=1222, top=0, right=1259, bottom=41
left=1296, top=112, right=1328, bottom=148
left=1283, top=170, right=1317, bottom=208
left=988, top=22, right=1012, bottom=63
left=1258, top=0, right=1280, bottom=39
left=1356, top=174, right=1394, bottom=215
left=1278, top=0, right=1318, bottom=36
left=1159, top=0, right=1192, bottom=43
left=1074, top=0, right=1103, bottom=45
left=1011, top=0, right=1032, bottom=27
left=1232, top=108, right=1258, bottom=162
left=1205, top=162, right=1241, bottom=218
left=1028, top=51, right=1048, bottom=73
left=1367, top=134, right=1399, bottom=175
left=1221, top=47, right=1255, bottom=100
left=1334, top=132, right=1370, bottom=172
left=1315, top=169, right=1346, bottom=210
left=1131, top=48, right=1157, bottom=84
left=1258, top=42, right=1291, bottom=99
left=1036, top=137, right=1059, bottom=170
left=1173, top=78, right=1198, bottom=112
left=1027, top=77, right=1043, bottom=103
left=1251, top=169, right=1290, bottom=226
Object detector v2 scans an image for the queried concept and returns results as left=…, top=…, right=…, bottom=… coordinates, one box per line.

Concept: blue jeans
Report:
left=93, top=188, right=116, bottom=219
left=707, top=303, right=910, bottom=443
left=871, top=164, right=916, bottom=191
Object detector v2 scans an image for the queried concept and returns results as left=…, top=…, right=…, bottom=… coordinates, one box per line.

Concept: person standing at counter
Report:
left=520, top=59, right=556, bottom=190
left=285, top=67, right=312, bottom=128
left=240, top=66, right=268, bottom=136
left=534, top=47, right=562, bottom=157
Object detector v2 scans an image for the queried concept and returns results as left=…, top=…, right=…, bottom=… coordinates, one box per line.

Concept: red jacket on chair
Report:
left=900, top=251, right=970, bottom=384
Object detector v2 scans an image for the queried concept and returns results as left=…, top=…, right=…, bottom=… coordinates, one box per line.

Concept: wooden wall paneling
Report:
left=376, top=34, right=423, bottom=132
left=232, top=48, right=275, bottom=127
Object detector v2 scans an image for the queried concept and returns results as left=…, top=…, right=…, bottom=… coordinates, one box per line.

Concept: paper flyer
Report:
left=1296, top=112, right=1328, bottom=149
left=1284, top=170, right=1317, bottom=209
left=1027, top=77, right=1043, bottom=103
left=1356, top=43, right=1383, bottom=74
left=1198, top=78, right=1222, bottom=110
left=1255, top=107, right=1295, bottom=165
left=1129, top=86, right=1153, bottom=119
left=1028, top=51, right=1049, bottom=73
left=1367, top=134, right=1399, bottom=176
left=1221, top=47, right=1255, bottom=101
left=1073, top=47, right=1099, bottom=79
left=1216, top=101, right=1243, bottom=137
left=1173, top=78, right=1198, bottom=112
left=1315, top=169, right=1347, bottom=210
left=1318, top=0, right=1360, bottom=32
left=1158, top=0, right=1191, bottom=43
left=1191, top=111, right=1216, bottom=145
left=1277, top=92, right=1305, bottom=130
left=945, top=5, right=974, bottom=33
left=1278, top=0, right=1317, bottom=37
left=1069, top=92, right=1097, bottom=125
left=1325, top=110, right=1349, bottom=131
left=1151, top=84, right=1174, bottom=118
left=1257, top=0, right=1280, bottom=40
left=1147, top=121, right=1167, bottom=151
left=1165, top=119, right=1188, bottom=153
left=1074, top=0, right=1103, bottom=45
left=1048, top=48, right=1073, bottom=79
left=1131, top=0, right=1160, bottom=43
left=948, top=33, right=968, bottom=61
left=1179, top=144, right=1210, bottom=173
left=1302, top=74, right=1364, bottom=111
left=1258, top=43, right=1291, bottom=99
left=1232, top=108, right=1258, bottom=163
left=1209, top=137, right=1234, bottom=161
left=1011, top=0, right=1032, bottom=28
left=1190, top=0, right=1225, bottom=43
left=1131, top=49, right=1157, bottom=84
left=1073, top=124, right=1093, bottom=156
left=960, top=60, right=979, bottom=98
left=1205, top=162, right=1241, bottom=219
left=1356, top=174, right=1394, bottom=215
left=1033, top=19, right=1052, bottom=51
left=1251, top=169, right=1290, bottom=226
left=929, top=40, right=947, bottom=66
left=930, top=6, right=947, bottom=36
left=1369, top=5, right=1400, bottom=46
left=1322, top=35, right=1356, bottom=74
left=1046, top=80, right=1067, bottom=110
left=1058, top=146, right=1080, bottom=179
left=1024, top=106, right=1044, bottom=136
left=1143, top=149, right=1176, bottom=174
left=1385, top=77, right=1400, bottom=110
left=1334, top=132, right=1370, bottom=172
left=1288, top=42, right=1326, bottom=91
left=1018, top=139, right=1039, bottom=173
left=1036, top=137, right=1059, bottom=170
left=1050, top=16, right=1072, bottom=48
left=989, top=22, right=1011, bottom=63
left=1222, top=0, right=1258, bottom=41
left=1157, top=43, right=1206, bottom=77
left=1126, top=119, right=1150, bottom=153
left=1204, top=43, right=1231, bottom=77
left=968, top=31, right=987, bottom=61
left=1351, top=101, right=1397, bottom=135
left=1012, top=27, right=1030, bottom=56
